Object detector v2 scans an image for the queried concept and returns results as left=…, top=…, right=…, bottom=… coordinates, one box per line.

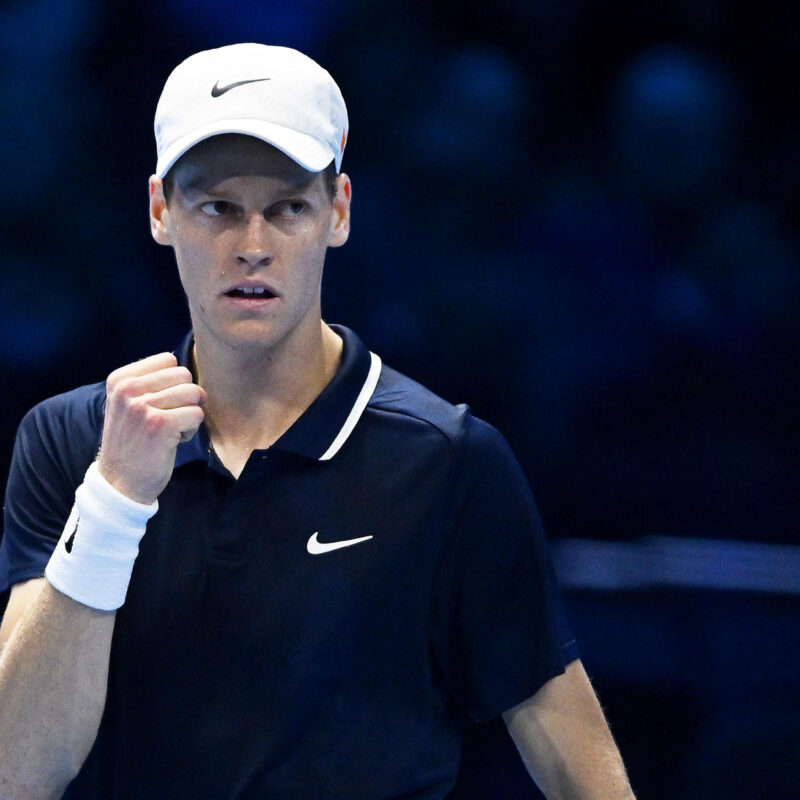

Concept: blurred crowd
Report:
left=0, top=1, right=797, bottom=542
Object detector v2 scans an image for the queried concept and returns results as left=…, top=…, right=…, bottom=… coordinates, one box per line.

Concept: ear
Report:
left=149, top=176, right=172, bottom=246
left=327, top=173, right=351, bottom=248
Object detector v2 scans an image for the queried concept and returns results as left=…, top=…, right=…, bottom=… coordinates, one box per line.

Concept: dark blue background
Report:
left=1, top=1, right=798, bottom=797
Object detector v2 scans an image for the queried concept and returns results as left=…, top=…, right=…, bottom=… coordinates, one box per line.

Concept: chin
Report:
left=192, top=302, right=319, bottom=354
left=227, top=324, right=287, bottom=350
left=193, top=318, right=281, bottom=352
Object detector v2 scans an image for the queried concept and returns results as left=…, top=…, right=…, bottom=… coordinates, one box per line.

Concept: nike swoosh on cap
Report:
left=211, top=78, right=271, bottom=97
left=307, top=531, right=373, bottom=555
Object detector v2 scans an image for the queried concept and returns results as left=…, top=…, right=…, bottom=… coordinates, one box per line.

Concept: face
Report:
left=149, top=134, right=351, bottom=359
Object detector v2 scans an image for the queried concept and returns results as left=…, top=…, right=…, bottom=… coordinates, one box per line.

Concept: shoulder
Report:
left=369, top=364, right=467, bottom=439
left=15, top=381, right=106, bottom=468
left=367, top=362, right=514, bottom=464
left=20, top=381, right=105, bottom=435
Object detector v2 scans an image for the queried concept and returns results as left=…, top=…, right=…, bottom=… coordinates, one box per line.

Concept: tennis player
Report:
left=0, top=44, right=635, bottom=799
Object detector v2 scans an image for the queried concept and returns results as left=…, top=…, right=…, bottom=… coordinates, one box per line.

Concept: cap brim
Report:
left=155, top=118, right=335, bottom=177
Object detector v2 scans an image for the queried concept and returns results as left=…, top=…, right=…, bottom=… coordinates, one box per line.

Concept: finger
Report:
left=160, top=405, right=205, bottom=441
left=108, top=353, right=178, bottom=384
left=145, top=383, right=207, bottom=410
left=122, top=366, right=197, bottom=396
left=179, top=426, right=201, bottom=443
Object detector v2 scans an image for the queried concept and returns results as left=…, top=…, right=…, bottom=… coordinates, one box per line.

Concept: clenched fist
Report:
left=96, top=353, right=206, bottom=504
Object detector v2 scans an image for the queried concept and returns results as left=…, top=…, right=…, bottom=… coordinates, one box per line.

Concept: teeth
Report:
left=239, top=287, right=266, bottom=295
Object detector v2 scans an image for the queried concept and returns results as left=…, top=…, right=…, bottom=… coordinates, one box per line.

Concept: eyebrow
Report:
left=176, top=170, right=319, bottom=196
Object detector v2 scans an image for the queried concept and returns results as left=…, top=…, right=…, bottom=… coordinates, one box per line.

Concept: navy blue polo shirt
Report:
left=0, top=325, right=578, bottom=800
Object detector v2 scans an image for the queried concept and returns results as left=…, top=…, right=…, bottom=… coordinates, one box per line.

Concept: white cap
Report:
left=154, top=43, right=348, bottom=177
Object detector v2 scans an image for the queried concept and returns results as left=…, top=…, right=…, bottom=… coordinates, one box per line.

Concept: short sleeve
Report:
left=0, top=387, right=103, bottom=593
left=430, top=415, right=579, bottom=723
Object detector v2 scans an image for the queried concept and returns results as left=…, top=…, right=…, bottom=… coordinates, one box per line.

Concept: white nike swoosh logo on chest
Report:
left=307, top=531, right=374, bottom=555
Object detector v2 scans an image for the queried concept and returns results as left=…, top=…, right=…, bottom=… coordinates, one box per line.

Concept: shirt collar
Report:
left=173, top=325, right=382, bottom=467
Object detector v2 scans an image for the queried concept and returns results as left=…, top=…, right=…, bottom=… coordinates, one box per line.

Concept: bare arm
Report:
left=503, top=659, right=636, bottom=800
left=0, top=579, right=116, bottom=800
left=0, top=353, right=204, bottom=800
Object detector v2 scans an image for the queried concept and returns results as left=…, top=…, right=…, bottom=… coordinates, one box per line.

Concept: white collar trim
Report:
left=318, top=352, right=382, bottom=461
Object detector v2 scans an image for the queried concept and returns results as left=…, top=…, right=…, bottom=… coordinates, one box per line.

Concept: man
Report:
left=0, top=44, right=635, bottom=799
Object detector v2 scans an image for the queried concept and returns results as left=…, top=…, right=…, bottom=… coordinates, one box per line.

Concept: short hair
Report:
left=161, top=154, right=339, bottom=205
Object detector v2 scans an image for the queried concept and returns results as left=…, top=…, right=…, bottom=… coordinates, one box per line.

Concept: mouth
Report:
left=224, top=285, right=278, bottom=300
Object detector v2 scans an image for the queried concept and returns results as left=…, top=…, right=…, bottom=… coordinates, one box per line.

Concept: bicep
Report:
left=0, top=578, right=48, bottom=652
left=503, top=659, right=634, bottom=800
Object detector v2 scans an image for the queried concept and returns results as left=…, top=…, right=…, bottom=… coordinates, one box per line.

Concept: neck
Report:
left=192, top=321, right=343, bottom=464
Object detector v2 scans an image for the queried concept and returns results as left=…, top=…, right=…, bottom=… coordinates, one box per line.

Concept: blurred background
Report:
left=1, top=1, right=798, bottom=797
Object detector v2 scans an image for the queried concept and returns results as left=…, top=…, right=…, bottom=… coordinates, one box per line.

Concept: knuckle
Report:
left=117, top=380, right=140, bottom=400
left=128, top=395, right=149, bottom=414
left=108, top=376, right=140, bottom=402
left=106, top=369, right=124, bottom=391
left=143, top=410, right=167, bottom=434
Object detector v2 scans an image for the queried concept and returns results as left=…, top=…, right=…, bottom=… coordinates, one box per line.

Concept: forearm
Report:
left=0, top=581, right=115, bottom=800
left=0, top=355, right=201, bottom=800
left=504, top=660, right=636, bottom=800
left=508, top=703, right=634, bottom=799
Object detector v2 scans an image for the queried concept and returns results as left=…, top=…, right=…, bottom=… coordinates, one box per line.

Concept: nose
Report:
left=235, top=212, right=273, bottom=268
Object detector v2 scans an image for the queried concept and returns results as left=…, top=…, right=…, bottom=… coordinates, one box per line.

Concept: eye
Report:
left=274, top=200, right=306, bottom=218
left=200, top=200, right=233, bottom=217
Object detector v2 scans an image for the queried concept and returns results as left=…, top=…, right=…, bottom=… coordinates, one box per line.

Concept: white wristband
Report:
left=45, top=462, right=159, bottom=611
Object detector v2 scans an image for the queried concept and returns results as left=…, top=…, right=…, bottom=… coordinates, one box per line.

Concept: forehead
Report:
left=170, top=134, right=321, bottom=193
